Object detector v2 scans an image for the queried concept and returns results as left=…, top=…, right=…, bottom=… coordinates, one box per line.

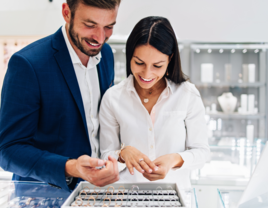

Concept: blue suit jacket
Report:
left=0, top=28, right=114, bottom=191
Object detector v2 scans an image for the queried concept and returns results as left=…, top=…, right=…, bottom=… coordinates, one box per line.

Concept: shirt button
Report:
left=91, top=115, right=93, bottom=118
left=92, top=134, right=95, bottom=137
left=149, top=127, right=152, bottom=131
left=150, top=145, right=153, bottom=149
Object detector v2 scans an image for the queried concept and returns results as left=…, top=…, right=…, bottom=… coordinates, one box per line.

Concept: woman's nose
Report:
left=143, top=67, right=152, bottom=78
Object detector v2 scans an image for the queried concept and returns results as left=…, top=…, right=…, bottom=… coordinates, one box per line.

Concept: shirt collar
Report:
left=61, top=25, right=101, bottom=68
left=126, top=74, right=173, bottom=95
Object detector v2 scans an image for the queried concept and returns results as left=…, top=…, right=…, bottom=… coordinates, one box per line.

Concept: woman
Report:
left=99, top=16, right=210, bottom=188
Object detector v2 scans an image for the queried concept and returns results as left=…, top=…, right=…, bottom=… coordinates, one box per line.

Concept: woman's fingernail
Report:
left=142, top=169, right=144, bottom=173
left=154, top=167, right=159, bottom=171
left=149, top=169, right=152, bottom=173
left=131, top=172, right=134, bottom=175
left=98, top=160, right=105, bottom=166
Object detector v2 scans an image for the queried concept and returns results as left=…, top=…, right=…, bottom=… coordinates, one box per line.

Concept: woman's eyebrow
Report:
left=133, top=56, right=144, bottom=62
left=154, top=60, right=165, bottom=64
left=133, top=56, right=166, bottom=64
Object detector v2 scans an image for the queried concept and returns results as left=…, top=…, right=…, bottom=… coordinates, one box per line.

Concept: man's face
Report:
left=68, top=3, right=118, bottom=57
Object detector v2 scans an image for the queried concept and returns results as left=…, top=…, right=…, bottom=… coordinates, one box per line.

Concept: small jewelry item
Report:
left=115, top=143, right=125, bottom=157
left=86, top=196, right=96, bottom=207
left=138, top=158, right=144, bottom=164
left=106, top=186, right=115, bottom=196
left=115, top=143, right=127, bottom=163
left=115, top=198, right=123, bottom=207
left=142, top=91, right=152, bottom=103
left=102, top=197, right=111, bottom=207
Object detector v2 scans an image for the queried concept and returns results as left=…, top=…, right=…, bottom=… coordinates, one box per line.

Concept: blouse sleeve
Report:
left=174, top=84, right=210, bottom=170
left=99, top=89, right=121, bottom=161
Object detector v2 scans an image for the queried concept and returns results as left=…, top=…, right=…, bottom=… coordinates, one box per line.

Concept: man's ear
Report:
left=62, top=3, right=72, bottom=24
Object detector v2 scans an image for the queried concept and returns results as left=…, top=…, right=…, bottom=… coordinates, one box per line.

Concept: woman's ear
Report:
left=169, top=53, right=174, bottom=62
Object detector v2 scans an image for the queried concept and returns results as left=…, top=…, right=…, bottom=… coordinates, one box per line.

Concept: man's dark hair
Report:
left=67, top=0, right=121, bottom=15
left=126, top=16, right=187, bottom=84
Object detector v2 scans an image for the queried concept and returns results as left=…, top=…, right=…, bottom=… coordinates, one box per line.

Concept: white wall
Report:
left=0, top=0, right=268, bottom=42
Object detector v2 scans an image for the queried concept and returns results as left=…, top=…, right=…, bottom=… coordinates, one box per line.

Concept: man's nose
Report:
left=93, top=27, right=105, bottom=44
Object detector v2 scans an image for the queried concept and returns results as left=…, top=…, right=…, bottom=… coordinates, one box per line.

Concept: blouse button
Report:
left=149, top=127, right=152, bottom=131
left=150, top=145, right=153, bottom=149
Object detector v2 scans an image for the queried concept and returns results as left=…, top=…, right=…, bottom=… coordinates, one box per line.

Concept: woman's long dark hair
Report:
left=126, top=16, right=187, bottom=84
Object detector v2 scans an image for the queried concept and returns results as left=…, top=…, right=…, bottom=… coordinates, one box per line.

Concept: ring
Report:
left=102, top=197, right=111, bottom=207
left=86, top=196, right=96, bottom=207
left=115, top=198, right=123, bottom=207
left=138, top=158, right=144, bottom=163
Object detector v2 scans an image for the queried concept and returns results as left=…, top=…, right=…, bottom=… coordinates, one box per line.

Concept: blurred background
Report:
left=1, top=0, right=268, bottom=207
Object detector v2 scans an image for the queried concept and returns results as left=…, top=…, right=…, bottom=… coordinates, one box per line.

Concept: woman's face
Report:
left=130, top=44, right=170, bottom=89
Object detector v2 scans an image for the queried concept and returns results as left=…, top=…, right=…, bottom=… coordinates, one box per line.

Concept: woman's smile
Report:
left=139, top=75, right=155, bottom=83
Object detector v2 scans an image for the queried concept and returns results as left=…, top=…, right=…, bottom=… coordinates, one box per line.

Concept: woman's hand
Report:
left=120, top=146, right=158, bottom=175
left=143, top=153, right=184, bottom=181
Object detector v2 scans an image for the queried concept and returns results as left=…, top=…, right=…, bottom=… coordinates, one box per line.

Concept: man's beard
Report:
left=69, top=18, right=106, bottom=57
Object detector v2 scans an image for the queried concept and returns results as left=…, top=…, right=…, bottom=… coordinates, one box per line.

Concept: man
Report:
left=0, top=0, right=120, bottom=191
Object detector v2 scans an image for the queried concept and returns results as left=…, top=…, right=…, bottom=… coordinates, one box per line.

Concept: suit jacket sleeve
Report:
left=0, top=53, right=70, bottom=191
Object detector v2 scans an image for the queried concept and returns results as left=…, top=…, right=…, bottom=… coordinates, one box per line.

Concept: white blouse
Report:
left=99, top=75, right=210, bottom=188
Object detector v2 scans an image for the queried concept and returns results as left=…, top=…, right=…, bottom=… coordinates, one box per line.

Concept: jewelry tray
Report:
left=62, top=182, right=189, bottom=207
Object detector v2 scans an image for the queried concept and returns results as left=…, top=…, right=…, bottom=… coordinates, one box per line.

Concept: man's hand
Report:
left=143, top=153, right=184, bottom=181
left=65, top=155, right=119, bottom=187
left=120, top=146, right=158, bottom=175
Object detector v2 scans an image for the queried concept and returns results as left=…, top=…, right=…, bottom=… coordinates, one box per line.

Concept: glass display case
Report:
left=0, top=181, right=198, bottom=208
left=0, top=181, right=70, bottom=208
left=217, top=189, right=268, bottom=208
left=189, top=43, right=268, bottom=185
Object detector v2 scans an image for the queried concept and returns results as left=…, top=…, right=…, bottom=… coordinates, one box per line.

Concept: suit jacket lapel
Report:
left=52, top=28, right=89, bottom=139
left=97, top=58, right=113, bottom=98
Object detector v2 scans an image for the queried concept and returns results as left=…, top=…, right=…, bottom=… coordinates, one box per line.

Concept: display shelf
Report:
left=206, top=112, right=265, bottom=120
left=190, top=42, right=268, bottom=140
left=195, top=82, right=266, bottom=88
left=191, top=44, right=268, bottom=50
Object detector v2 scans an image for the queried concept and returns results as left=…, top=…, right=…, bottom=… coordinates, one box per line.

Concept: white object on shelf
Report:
left=201, top=63, right=213, bottom=83
left=209, top=119, right=217, bottom=131
left=248, top=64, right=255, bottom=83
left=217, top=118, right=222, bottom=130
left=238, top=107, right=243, bottom=114
left=225, top=64, right=232, bottom=82
left=248, top=94, right=255, bottom=113
left=254, top=108, right=258, bottom=114
left=218, top=92, right=237, bottom=113
left=240, top=94, right=248, bottom=114
left=246, top=125, right=254, bottom=144
left=242, top=64, right=248, bottom=83
left=211, top=103, right=217, bottom=113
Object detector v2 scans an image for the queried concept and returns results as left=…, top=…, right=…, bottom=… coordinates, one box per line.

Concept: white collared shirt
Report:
left=99, top=75, right=210, bottom=188
left=62, top=25, right=101, bottom=158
